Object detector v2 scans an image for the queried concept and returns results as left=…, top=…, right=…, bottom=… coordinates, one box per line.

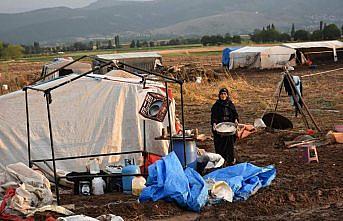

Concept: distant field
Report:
left=17, top=43, right=261, bottom=62
left=19, top=44, right=206, bottom=62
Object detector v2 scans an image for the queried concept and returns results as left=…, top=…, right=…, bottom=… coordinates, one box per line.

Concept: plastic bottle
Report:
left=92, top=177, right=106, bottom=195
left=132, top=176, right=146, bottom=196
left=88, top=158, right=100, bottom=174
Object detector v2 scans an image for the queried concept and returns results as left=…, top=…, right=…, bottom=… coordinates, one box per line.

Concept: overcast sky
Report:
left=0, top=0, right=97, bottom=13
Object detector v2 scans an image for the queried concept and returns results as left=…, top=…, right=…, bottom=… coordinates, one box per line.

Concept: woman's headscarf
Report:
left=218, top=88, right=229, bottom=100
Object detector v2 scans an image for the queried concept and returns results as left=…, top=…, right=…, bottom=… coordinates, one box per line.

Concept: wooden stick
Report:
left=284, top=73, right=311, bottom=129
left=286, top=72, right=322, bottom=132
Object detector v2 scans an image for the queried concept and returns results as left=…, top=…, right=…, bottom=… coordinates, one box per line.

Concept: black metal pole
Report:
left=117, top=61, right=180, bottom=83
left=143, top=119, right=147, bottom=175
left=30, top=55, right=88, bottom=85
left=180, top=82, right=187, bottom=168
left=270, top=77, right=284, bottom=128
left=32, top=150, right=145, bottom=163
left=24, top=89, right=32, bottom=168
left=165, top=82, right=173, bottom=153
left=46, top=60, right=113, bottom=92
left=45, top=92, right=60, bottom=205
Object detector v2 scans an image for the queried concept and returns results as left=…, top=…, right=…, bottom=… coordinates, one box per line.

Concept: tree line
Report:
left=0, top=22, right=342, bottom=59
left=129, top=37, right=201, bottom=48
left=0, top=41, right=24, bottom=59
left=252, top=22, right=342, bottom=43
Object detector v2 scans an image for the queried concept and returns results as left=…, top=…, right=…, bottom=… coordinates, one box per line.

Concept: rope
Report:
left=301, top=67, right=343, bottom=78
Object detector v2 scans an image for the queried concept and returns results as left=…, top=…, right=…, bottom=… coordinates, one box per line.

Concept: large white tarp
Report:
left=282, top=40, right=343, bottom=49
left=96, top=52, right=162, bottom=60
left=0, top=71, right=175, bottom=173
left=229, top=46, right=296, bottom=70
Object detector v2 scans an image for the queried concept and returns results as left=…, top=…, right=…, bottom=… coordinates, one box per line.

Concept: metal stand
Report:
left=24, top=56, right=187, bottom=204
left=272, top=71, right=321, bottom=132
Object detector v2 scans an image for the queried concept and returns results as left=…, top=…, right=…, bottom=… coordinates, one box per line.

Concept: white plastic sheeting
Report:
left=283, top=40, right=343, bottom=62
left=282, top=40, right=343, bottom=49
left=229, top=46, right=296, bottom=70
left=0, top=71, right=175, bottom=173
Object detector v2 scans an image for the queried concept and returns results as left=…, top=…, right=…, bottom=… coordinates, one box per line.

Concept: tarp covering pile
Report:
left=139, top=152, right=208, bottom=212
left=229, top=46, right=296, bottom=70
left=204, top=162, right=276, bottom=201
left=139, top=152, right=276, bottom=211
left=0, top=71, right=175, bottom=173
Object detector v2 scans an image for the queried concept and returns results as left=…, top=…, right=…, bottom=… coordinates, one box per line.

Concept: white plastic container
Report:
left=88, top=158, right=100, bottom=174
left=132, top=176, right=146, bottom=196
left=92, top=177, right=106, bottom=195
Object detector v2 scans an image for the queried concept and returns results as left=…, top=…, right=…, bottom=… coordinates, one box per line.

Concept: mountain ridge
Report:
left=0, top=0, right=342, bottom=44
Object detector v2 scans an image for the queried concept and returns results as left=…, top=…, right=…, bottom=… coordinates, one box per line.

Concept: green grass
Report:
left=164, top=50, right=222, bottom=57
left=20, top=44, right=204, bottom=62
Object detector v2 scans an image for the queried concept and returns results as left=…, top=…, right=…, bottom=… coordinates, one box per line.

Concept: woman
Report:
left=211, top=88, right=239, bottom=165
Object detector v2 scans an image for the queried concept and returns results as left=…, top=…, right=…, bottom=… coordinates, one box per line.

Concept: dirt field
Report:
left=1, top=54, right=343, bottom=220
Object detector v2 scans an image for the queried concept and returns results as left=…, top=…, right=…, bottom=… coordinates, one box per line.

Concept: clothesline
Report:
left=301, top=67, right=343, bottom=78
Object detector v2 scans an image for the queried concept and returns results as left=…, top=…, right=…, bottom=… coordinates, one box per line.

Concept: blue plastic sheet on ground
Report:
left=139, top=152, right=208, bottom=212
left=204, top=162, right=276, bottom=201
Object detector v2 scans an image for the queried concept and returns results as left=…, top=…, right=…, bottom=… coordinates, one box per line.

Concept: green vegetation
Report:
left=200, top=34, right=241, bottom=46
left=251, top=24, right=291, bottom=43
left=0, top=41, right=24, bottom=59
left=251, top=23, right=341, bottom=43
left=0, top=20, right=341, bottom=62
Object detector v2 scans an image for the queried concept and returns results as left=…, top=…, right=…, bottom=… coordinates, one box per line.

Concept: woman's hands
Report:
left=212, top=123, right=217, bottom=131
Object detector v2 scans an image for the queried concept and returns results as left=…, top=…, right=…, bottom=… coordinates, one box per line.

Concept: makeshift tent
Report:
left=41, top=58, right=91, bottom=81
left=229, top=46, right=296, bottom=70
left=282, top=40, right=343, bottom=63
left=222, top=47, right=240, bottom=67
left=0, top=70, right=176, bottom=174
left=93, top=52, right=162, bottom=74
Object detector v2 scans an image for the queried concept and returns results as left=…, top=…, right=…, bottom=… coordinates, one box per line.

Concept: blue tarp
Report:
left=139, top=152, right=208, bottom=212
left=222, top=47, right=240, bottom=66
left=204, top=162, right=276, bottom=201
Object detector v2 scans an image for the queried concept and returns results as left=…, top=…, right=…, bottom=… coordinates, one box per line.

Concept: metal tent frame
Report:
left=23, top=55, right=188, bottom=204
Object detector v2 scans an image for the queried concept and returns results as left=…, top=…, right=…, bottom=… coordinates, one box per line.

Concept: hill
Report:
left=0, top=0, right=342, bottom=44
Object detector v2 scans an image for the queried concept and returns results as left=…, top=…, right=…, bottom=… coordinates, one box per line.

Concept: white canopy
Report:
left=282, top=40, right=343, bottom=49
left=94, top=52, right=162, bottom=74
left=283, top=40, right=343, bottom=62
left=41, top=58, right=91, bottom=81
left=229, top=46, right=296, bottom=70
left=0, top=71, right=175, bottom=173
left=96, top=52, right=162, bottom=60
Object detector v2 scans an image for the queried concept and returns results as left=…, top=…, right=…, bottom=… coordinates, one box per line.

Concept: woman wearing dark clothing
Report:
left=211, top=88, right=239, bottom=165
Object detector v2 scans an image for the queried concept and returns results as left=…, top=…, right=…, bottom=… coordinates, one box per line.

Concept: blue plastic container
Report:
left=172, top=139, right=197, bottom=169
left=122, top=159, right=140, bottom=194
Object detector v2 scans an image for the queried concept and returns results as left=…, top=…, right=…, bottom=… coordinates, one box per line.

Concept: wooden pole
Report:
left=284, top=73, right=311, bottom=129
left=286, top=72, right=322, bottom=132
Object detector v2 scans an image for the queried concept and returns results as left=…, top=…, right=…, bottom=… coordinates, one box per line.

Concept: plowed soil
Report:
left=1, top=54, right=342, bottom=220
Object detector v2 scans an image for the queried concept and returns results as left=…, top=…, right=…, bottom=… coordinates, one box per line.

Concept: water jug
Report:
left=88, top=158, right=100, bottom=174
left=92, top=177, right=106, bottom=195
left=132, top=176, right=146, bottom=196
left=122, top=159, right=140, bottom=194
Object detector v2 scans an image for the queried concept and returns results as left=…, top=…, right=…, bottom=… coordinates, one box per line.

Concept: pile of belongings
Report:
left=139, top=152, right=276, bottom=211
left=0, top=163, right=73, bottom=220
left=326, top=125, right=343, bottom=144
left=57, top=214, right=124, bottom=221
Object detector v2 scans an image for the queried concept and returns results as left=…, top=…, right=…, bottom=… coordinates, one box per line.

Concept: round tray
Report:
left=215, top=122, right=237, bottom=136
